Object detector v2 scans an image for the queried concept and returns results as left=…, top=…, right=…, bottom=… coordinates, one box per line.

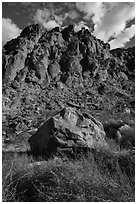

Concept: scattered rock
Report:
left=98, top=84, right=105, bottom=95
left=48, top=61, right=61, bottom=79
left=66, top=101, right=81, bottom=109
left=56, top=81, right=64, bottom=90
left=119, top=72, right=128, bottom=80
left=128, top=98, right=135, bottom=108
left=114, top=87, right=131, bottom=98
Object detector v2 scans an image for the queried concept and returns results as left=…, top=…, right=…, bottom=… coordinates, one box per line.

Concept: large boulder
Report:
left=28, top=107, right=106, bottom=156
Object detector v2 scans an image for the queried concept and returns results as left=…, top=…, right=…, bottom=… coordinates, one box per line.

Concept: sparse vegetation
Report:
left=2, top=15, right=135, bottom=203
left=3, top=149, right=135, bottom=202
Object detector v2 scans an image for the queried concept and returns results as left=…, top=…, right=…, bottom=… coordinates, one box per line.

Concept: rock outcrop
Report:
left=2, top=24, right=135, bottom=100
left=28, top=107, right=106, bottom=155
left=2, top=24, right=135, bottom=154
left=109, top=47, right=135, bottom=80
left=3, top=24, right=134, bottom=91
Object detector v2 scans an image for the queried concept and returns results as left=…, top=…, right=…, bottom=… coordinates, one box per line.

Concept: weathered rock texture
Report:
left=3, top=24, right=134, bottom=91
left=2, top=24, right=135, bottom=153
left=28, top=107, right=106, bottom=155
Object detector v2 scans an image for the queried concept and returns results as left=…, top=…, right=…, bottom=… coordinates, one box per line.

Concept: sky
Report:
left=2, top=2, right=135, bottom=50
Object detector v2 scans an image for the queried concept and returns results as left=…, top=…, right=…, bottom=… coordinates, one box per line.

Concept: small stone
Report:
left=56, top=81, right=64, bottom=90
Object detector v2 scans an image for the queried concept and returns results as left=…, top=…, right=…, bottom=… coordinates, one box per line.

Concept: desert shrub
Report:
left=2, top=149, right=135, bottom=202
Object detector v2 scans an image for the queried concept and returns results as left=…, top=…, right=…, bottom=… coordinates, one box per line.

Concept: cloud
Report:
left=109, top=25, right=135, bottom=50
left=76, top=2, right=135, bottom=48
left=41, top=20, right=59, bottom=30
left=67, top=10, right=80, bottom=20
left=74, top=21, right=90, bottom=32
left=2, top=18, right=21, bottom=45
left=33, top=8, right=63, bottom=30
left=94, top=2, right=135, bottom=42
left=76, top=2, right=106, bottom=25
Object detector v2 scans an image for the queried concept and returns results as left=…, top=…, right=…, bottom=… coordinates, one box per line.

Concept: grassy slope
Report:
left=2, top=149, right=135, bottom=202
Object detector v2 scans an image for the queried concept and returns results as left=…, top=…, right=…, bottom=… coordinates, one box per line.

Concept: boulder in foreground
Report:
left=28, top=107, right=106, bottom=156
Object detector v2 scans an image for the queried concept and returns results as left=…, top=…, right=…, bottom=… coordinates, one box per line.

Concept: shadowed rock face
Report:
left=2, top=24, right=134, bottom=103
left=3, top=24, right=134, bottom=90
left=110, top=47, right=135, bottom=79
left=28, top=107, right=106, bottom=155
left=3, top=24, right=135, bottom=93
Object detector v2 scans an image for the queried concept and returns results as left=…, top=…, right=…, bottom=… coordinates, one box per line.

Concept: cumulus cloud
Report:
left=67, top=10, right=80, bottom=20
left=94, top=2, right=135, bottom=42
left=74, top=21, right=90, bottom=32
left=2, top=18, right=21, bottom=45
left=76, top=2, right=135, bottom=48
left=109, top=25, right=135, bottom=50
left=76, top=2, right=106, bottom=25
left=33, top=8, right=62, bottom=30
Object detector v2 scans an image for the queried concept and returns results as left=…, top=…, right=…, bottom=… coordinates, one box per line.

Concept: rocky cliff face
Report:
left=3, top=24, right=111, bottom=88
left=3, top=24, right=135, bottom=88
left=2, top=24, right=135, bottom=152
left=110, top=47, right=135, bottom=79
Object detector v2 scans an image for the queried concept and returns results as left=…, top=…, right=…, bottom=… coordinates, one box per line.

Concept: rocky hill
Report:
left=2, top=24, right=135, bottom=153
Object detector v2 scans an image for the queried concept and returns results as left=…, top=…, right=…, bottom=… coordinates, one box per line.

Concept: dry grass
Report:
left=2, top=149, right=135, bottom=202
